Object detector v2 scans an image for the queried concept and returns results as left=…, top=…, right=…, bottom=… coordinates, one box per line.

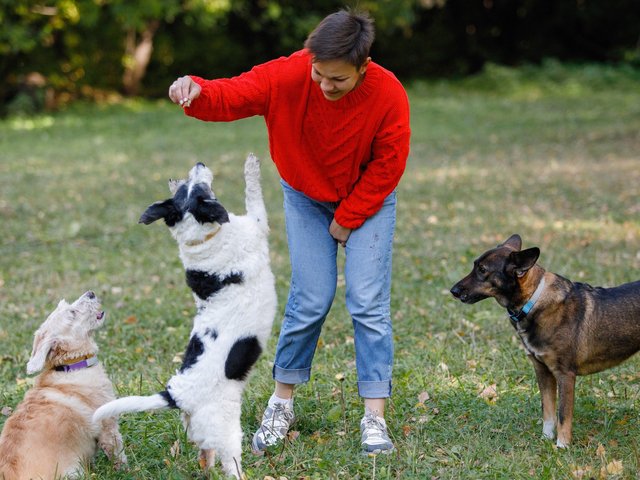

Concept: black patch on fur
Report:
left=159, top=389, right=178, bottom=409
left=179, top=334, right=205, bottom=372
left=205, top=328, right=218, bottom=340
left=225, top=336, right=262, bottom=381
left=186, top=270, right=244, bottom=300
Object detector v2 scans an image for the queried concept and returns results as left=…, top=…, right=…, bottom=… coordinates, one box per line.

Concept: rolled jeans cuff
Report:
left=357, top=380, right=392, bottom=399
left=273, top=364, right=311, bottom=384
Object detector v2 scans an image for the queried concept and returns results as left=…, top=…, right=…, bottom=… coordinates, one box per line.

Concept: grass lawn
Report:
left=1, top=63, right=639, bottom=479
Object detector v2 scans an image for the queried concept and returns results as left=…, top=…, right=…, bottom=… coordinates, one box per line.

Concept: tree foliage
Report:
left=2, top=0, right=639, bottom=115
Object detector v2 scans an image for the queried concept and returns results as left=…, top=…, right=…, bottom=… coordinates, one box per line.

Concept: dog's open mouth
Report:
left=96, top=311, right=105, bottom=321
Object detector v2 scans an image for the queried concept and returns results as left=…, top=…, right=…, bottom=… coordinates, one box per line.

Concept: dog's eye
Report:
left=478, top=265, right=487, bottom=275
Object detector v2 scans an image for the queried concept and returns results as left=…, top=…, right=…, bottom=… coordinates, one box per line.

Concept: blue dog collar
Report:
left=508, top=277, right=546, bottom=323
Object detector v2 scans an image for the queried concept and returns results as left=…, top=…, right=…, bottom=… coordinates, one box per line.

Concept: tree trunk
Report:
left=122, top=19, right=160, bottom=97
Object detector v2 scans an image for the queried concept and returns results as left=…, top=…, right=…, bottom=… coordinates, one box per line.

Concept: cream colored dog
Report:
left=0, top=291, right=126, bottom=480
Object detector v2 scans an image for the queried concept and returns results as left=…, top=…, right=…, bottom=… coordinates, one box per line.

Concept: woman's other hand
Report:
left=330, top=218, right=352, bottom=247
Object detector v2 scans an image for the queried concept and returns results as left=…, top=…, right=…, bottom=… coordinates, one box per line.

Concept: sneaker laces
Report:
left=267, top=403, right=294, bottom=433
left=361, top=413, right=389, bottom=444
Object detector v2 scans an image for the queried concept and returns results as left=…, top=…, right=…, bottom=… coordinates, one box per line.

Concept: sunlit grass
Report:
left=1, top=64, right=639, bottom=479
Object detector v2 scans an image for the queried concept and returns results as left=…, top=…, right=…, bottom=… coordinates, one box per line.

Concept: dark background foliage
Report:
left=2, top=0, right=639, bottom=115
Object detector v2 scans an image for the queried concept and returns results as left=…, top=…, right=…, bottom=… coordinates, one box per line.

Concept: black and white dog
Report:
left=94, top=155, right=276, bottom=478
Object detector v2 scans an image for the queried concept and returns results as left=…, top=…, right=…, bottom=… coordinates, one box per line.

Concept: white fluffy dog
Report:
left=0, top=291, right=126, bottom=480
left=94, top=155, right=276, bottom=478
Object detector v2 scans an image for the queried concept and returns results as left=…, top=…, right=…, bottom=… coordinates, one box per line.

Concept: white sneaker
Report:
left=360, top=412, right=394, bottom=454
left=251, top=403, right=296, bottom=454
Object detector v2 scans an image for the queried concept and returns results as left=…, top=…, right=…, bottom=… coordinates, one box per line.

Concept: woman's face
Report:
left=311, top=58, right=370, bottom=101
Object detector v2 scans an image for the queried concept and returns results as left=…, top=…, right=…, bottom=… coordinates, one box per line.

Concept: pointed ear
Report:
left=502, top=234, right=522, bottom=251
left=27, top=330, right=56, bottom=374
left=508, top=247, right=540, bottom=277
left=192, top=198, right=229, bottom=225
left=139, top=199, right=181, bottom=226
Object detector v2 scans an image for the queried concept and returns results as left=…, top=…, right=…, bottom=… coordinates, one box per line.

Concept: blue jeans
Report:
left=273, top=180, right=396, bottom=398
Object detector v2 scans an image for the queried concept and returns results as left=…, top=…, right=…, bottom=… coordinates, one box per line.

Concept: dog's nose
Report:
left=85, top=291, right=96, bottom=299
left=196, top=162, right=206, bottom=168
left=450, top=285, right=461, bottom=299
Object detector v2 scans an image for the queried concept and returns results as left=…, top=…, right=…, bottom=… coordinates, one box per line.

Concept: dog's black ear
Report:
left=139, top=199, right=181, bottom=226
left=192, top=198, right=230, bottom=225
left=502, top=234, right=522, bottom=251
left=508, top=247, right=540, bottom=277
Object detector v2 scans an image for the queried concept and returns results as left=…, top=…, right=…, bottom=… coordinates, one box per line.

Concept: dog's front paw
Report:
left=113, top=452, right=128, bottom=470
left=542, top=420, right=555, bottom=440
left=556, top=439, right=569, bottom=449
left=244, top=153, right=260, bottom=177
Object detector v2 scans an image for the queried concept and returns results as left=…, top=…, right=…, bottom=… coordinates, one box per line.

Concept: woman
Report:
left=168, top=9, right=410, bottom=455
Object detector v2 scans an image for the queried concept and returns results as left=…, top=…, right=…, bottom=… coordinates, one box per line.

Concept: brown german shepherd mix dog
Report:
left=450, top=234, right=640, bottom=447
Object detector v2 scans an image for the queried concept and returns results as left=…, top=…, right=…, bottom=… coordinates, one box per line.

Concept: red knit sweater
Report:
left=186, top=49, right=411, bottom=229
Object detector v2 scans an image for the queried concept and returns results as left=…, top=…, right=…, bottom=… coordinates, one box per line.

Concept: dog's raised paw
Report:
left=244, top=153, right=260, bottom=175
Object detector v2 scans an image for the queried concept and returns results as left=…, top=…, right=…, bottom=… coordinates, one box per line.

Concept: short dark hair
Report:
left=304, top=9, right=375, bottom=68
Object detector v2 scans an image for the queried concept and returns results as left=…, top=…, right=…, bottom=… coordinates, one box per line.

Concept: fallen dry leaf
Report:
left=605, top=459, right=623, bottom=475
left=478, top=384, right=498, bottom=402
left=596, top=443, right=606, bottom=459
left=570, top=465, right=593, bottom=479
left=170, top=440, right=180, bottom=458
left=418, top=391, right=430, bottom=403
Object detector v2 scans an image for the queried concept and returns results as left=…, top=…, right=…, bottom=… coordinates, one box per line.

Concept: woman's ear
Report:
left=360, top=57, right=371, bottom=75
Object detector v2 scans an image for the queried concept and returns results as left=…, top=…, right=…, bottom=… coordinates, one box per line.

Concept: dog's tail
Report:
left=93, top=391, right=175, bottom=423
left=243, top=153, right=269, bottom=233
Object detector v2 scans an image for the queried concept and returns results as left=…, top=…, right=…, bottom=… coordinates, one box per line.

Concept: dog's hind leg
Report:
left=202, top=440, right=242, bottom=479
left=199, top=448, right=216, bottom=470
left=189, top=403, right=244, bottom=478
left=216, top=423, right=243, bottom=479
left=214, top=413, right=243, bottom=478
left=556, top=371, right=576, bottom=448
left=530, top=356, right=557, bottom=441
left=243, top=154, right=268, bottom=232
left=200, top=446, right=242, bottom=479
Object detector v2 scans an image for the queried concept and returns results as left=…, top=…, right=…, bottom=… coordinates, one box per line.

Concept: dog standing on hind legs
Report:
left=94, top=155, right=277, bottom=478
left=450, top=234, right=640, bottom=447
